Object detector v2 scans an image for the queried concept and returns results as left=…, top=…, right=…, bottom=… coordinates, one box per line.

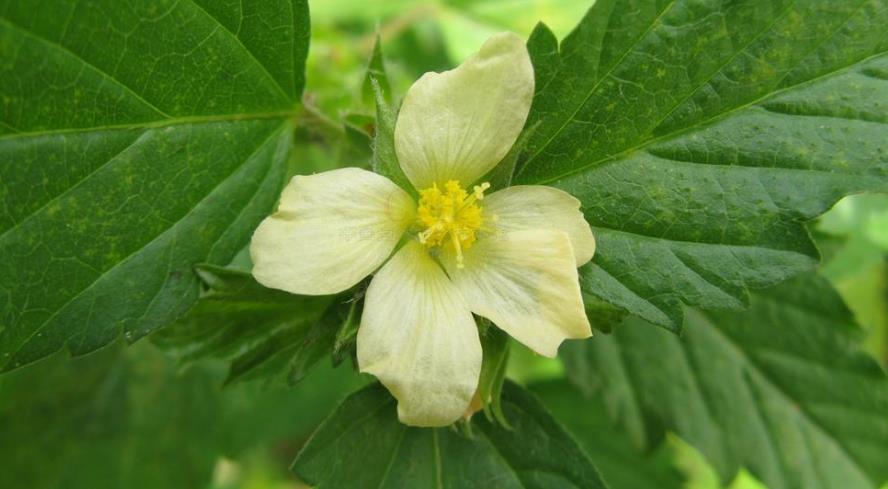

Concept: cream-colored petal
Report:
left=484, top=185, right=596, bottom=266
left=444, top=230, right=592, bottom=357
left=395, top=32, right=534, bottom=190
left=357, top=241, right=482, bottom=427
left=250, top=168, right=414, bottom=296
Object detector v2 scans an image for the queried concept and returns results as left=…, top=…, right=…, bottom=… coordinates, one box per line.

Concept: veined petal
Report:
left=395, top=32, right=534, bottom=190
left=444, top=230, right=592, bottom=357
left=357, top=241, right=482, bottom=427
left=484, top=185, right=596, bottom=266
left=250, top=168, right=414, bottom=295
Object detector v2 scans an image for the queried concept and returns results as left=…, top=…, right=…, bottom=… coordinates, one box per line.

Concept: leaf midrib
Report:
left=695, top=310, right=875, bottom=486
left=3, top=123, right=288, bottom=364
left=519, top=0, right=678, bottom=172
left=0, top=111, right=297, bottom=240
left=475, top=400, right=598, bottom=489
left=592, top=225, right=817, bottom=254
left=294, top=397, right=398, bottom=486
left=184, top=0, right=293, bottom=102
left=523, top=14, right=885, bottom=185
left=0, top=17, right=172, bottom=121
left=0, top=131, right=148, bottom=240
left=0, top=110, right=299, bottom=141
left=1, top=0, right=297, bottom=121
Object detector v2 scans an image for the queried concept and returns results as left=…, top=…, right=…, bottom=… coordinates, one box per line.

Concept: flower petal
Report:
left=444, top=230, right=592, bottom=357
left=250, top=168, right=414, bottom=295
left=357, top=241, right=482, bottom=427
left=395, top=32, right=534, bottom=190
left=484, top=185, right=596, bottom=266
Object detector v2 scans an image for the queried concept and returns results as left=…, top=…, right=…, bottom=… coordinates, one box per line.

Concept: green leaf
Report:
left=563, top=273, right=888, bottom=489
left=531, top=380, right=686, bottom=489
left=332, top=298, right=362, bottom=366
left=218, top=360, right=368, bottom=457
left=363, top=34, right=392, bottom=106
left=476, top=322, right=510, bottom=425
left=151, top=264, right=337, bottom=385
left=370, top=78, right=416, bottom=197
left=0, top=0, right=311, bottom=371
left=0, top=343, right=219, bottom=489
left=0, top=341, right=364, bottom=489
left=517, top=0, right=888, bottom=330
left=292, top=381, right=610, bottom=489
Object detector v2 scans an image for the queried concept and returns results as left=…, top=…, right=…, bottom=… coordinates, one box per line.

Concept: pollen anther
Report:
left=416, top=180, right=489, bottom=267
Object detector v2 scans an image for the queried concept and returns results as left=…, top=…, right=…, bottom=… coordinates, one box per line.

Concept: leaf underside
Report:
left=0, top=0, right=310, bottom=371
left=563, top=273, right=888, bottom=489
left=519, top=0, right=888, bottom=330
left=150, top=265, right=338, bottom=386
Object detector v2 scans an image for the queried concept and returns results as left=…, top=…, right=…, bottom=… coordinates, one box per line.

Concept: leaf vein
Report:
left=5, top=123, right=287, bottom=361
left=697, top=311, right=876, bottom=486
left=183, top=0, right=293, bottom=103
left=0, top=17, right=172, bottom=119
left=518, top=0, right=679, bottom=174
left=534, top=49, right=888, bottom=185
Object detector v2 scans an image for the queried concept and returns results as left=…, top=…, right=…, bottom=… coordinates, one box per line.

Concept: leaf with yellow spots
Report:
left=518, top=0, right=888, bottom=330
left=0, top=0, right=310, bottom=371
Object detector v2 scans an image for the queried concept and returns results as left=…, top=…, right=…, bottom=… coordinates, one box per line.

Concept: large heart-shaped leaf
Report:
left=517, top=0, right=888, bottom=329
left=293, top=381, right=610, bottom=489
left=563, top=273, right=888, bottom=489
left=0, top=0, right=310, bottom=371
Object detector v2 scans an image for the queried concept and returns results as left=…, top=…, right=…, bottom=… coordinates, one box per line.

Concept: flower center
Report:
left=416, top=180, right=490, bottom=268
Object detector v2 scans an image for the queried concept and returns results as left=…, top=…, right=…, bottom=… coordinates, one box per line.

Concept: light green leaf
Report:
left=531, top=380, right=686, bottom=489
left=363, top=35, right=392, bottom=106
left=292, top=381, right=610, bottom=489
left=151, top=264, right=338, bottom=386
left=0, top=0, right=310, bottom=371
left=563, top=273, right=888, bottom=489
left=517, top=0, right=888, bottom=329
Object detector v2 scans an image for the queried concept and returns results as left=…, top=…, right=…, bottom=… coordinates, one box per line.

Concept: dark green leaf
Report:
left=332, top=298, right=362, bottom=366
left=370, top=78, right=416, bottom=197
left=531, top=380, right=686, bottom=489
left=0, top=343, right=218, bottom=489
left=0, top=0, right=311, bottom=371
left=218, top=360, right=367, bottom=457
left=483, top=120, right=540, bottom=192
left=563, top=273, right=888, bottom=489
left=476, top=322, right=510, bottom=426
left=0, top=341, right=363, bottom=488
left=151, top=264, right=336, bottom=385
left=293, top=381, right=610, bottom=489
left=518, top=0, right=888, bottom=330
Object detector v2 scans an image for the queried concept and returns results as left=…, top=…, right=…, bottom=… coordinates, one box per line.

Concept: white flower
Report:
left=250, top=32, right=595, bottom=427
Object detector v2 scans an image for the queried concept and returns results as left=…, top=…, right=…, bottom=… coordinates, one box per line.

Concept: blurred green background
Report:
left=2, top=1, right=886, bottom=488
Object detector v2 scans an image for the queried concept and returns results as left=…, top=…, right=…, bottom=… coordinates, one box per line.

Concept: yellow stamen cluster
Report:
left=417, top=180, right=490, bottom=267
